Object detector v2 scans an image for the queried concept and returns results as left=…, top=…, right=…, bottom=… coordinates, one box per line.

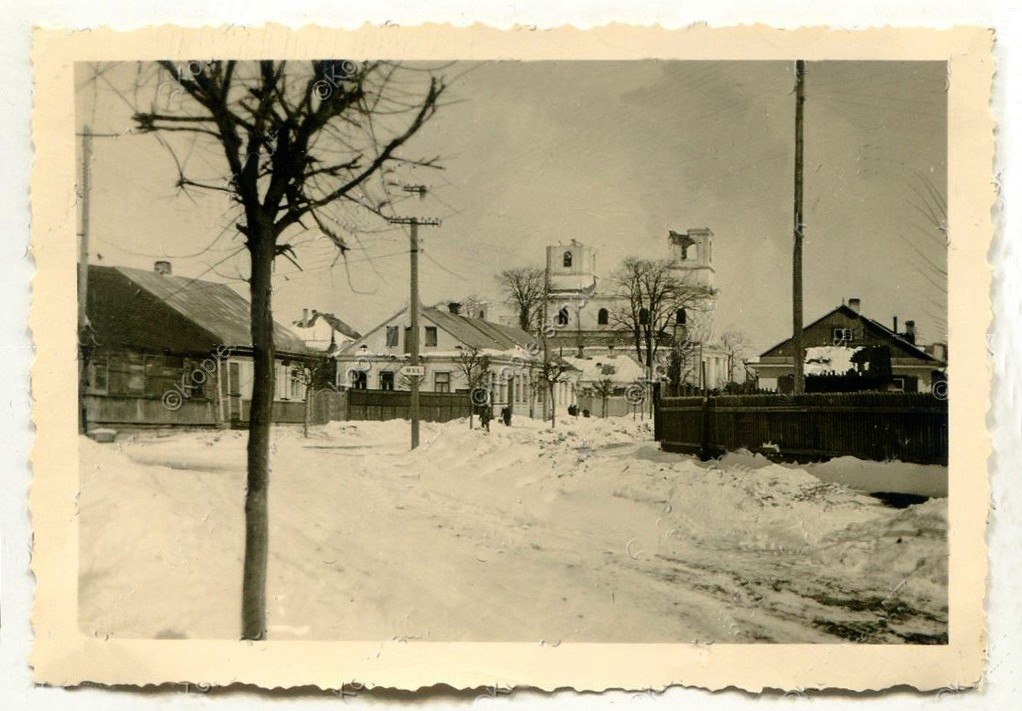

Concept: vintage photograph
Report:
left=71, top=56, right=952, bottom=647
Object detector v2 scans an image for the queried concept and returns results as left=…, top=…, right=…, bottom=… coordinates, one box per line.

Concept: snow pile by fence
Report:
left=78, top=416, right=947, bottom=643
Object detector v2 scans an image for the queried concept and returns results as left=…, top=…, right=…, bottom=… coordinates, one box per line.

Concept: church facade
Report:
left=540, top=228, right=731, bottom=390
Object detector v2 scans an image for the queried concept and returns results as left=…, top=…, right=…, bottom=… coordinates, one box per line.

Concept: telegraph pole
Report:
left=75, top=127, right=121, bottom=434
left=389, top=187, right=441, bottom=449
left=542, top=264, right=551, bottom=424
left=792, top=60, right=807, bottom=395
left=77, top=126, right=94, bottom=434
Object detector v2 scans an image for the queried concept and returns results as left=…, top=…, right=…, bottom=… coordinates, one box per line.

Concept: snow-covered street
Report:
left=78, top=416, right=948, bottom=644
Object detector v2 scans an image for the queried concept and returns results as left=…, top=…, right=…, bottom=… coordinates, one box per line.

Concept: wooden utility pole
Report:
left=77, top=126, right=93, bottom=434
left=75, top=127, right=121, bottom=434
left=792, top=59, right=807, bottom=395
left=389, top=200, right=440, bottom=450
left=542, top=264, right=552, bottom=425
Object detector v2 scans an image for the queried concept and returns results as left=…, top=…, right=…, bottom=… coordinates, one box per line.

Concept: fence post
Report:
left=699, top=394, right=712, bottom=461
left=652, top=382, right=662, bottom=441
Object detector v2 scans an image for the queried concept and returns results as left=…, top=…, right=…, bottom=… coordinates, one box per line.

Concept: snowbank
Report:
left=719, top=450, right=948, bottom=498
left=78, top=416, right=947, bottom=644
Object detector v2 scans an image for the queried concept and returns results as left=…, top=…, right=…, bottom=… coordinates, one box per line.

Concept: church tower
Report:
left=668, top=227, right=715, bottom=289
left=546, top=239, right=597, bottom=294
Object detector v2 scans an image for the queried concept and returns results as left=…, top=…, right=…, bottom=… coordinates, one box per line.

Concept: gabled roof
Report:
left=339, top=305, right=536, bottom=355
left=88, top=265, right=308, bottom=354
left=759, top=304, right=941, bottom=363
left=421, top=307, right=534, bottom=351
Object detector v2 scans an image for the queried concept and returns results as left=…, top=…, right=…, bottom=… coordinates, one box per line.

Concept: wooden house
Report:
left=82, top=263, right=322, bottom=431
left=751, top=298, right=946, bottom=394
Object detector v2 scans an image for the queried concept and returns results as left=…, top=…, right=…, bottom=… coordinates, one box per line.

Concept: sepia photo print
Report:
left=29, top=24, right=993, bottom=691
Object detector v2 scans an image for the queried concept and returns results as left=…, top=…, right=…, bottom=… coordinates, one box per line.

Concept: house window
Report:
left=891, top=376, right=906, bottom=393
left=404, top=326, right=412, bottom=351
left=112, top=352, right=147, bottom=395
left=85, top=357, right=109, bottom=394
left=289, top=367, right=305, bottom=400
left=832, top=327, right=854, bottom=345
left=380, top=371, right=395, bottom=390
left=350, top=370, right=367, bottom=389
left=639, top=308, right=650, bottom=326
left=425, top=326, right=438, bottom=347
left=145, top=354, right=189, bottom=398
left=434, top=371, right=451, bottom=393
left=597, top=308, right=609, bottom=325
left=557, top=307, right=569, bottom=326
left=562, top=251, right=573, bottom=268
left=676, top=308, right=687, bottom=325
left=386, top=326, right=399, bottom=347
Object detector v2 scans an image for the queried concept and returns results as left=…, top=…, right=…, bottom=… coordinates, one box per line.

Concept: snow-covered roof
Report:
left=88, top=264, right=309, bottom=355
left=339, top=305, right=536, bottom=357
left=804, top=346, right=862, bottom=376
left=562, top=354, right=645, bottom=383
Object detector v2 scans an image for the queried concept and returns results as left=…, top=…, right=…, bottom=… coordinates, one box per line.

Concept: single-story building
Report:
left=749, top=298, right=946, bottom=393
left=565, top=352, right=646, bottom=417
left=82, top=261, right=323, bottom=431
left=335, top=301, right=579, bottom=417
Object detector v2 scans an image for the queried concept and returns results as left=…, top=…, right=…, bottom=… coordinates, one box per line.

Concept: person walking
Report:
left=478, top=403, right=492, bottom=432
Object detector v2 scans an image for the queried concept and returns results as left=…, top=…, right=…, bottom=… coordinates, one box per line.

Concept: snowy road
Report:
left=78, top=417, right=947, bottom=643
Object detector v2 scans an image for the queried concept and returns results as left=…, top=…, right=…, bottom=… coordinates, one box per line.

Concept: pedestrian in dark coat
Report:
left=478, top=404, right=492, bottom=432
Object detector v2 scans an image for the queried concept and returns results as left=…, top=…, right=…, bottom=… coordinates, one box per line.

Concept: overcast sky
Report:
left=76, top=60, right=947, bottom=354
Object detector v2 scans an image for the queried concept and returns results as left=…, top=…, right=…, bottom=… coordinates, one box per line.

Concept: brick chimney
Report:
left=448, top=302, right=461, bottom=315
left=847, top=297, right=861, bottom=314
left=154, top=260, right=172, bottom=275
left=904, top=320, right=916, bottom=344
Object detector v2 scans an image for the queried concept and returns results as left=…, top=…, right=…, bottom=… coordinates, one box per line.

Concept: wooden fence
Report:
left=655, top=392, right=948, bottom=465
left=344, top=389, right=472, bottom=423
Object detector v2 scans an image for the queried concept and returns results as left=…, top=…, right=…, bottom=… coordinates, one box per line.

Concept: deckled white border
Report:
left=2, top=4, right=1017, bottom=709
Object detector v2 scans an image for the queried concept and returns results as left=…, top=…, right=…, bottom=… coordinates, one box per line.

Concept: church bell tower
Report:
left=669, top=227, right=715, bottom=289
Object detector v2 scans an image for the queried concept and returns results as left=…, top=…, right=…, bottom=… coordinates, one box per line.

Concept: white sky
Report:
left=75, top=60, right=947, bottom=354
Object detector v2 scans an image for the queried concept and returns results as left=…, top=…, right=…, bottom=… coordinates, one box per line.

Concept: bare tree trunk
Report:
left=242, top=234, right=275, bottom=641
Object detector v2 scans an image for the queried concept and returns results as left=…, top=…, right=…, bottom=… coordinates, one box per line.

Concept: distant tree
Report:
left=128, top=59, right=445, bottom=640
left=660, top=317, right=712, bottom=395
left=497, top=267, right=545, bottom=332
left=536, top=357, right=575, bottom=428
left=610, top=258, right=715, bottom=372
left=718, top=329, right=751, bottom=384
left=453, top=346, right=492, bottom=428
left=897, top=171, right=948, bottom=340
left=592, top=377, right=616, bottom=417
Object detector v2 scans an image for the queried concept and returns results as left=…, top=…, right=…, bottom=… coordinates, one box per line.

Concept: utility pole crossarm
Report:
left=386, top=217, right=442, bottom=227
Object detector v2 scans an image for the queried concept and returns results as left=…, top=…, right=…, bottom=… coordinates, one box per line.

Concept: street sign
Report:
left=400, top=365, right=425, bottom=377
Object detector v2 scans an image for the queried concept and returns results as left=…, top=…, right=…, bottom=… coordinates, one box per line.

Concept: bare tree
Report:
left=661, top=316, right=712, bottom=395
left=718, top=329, right=751, bottom=384
left=900, top=171, right=948, bottom=339
left=453, top=346, right=492, bottom=428
left=497, top=267, right=544, bottom=332
left=592, top=377, right=616, bottom=417
left=129, top=60, right=445, bottom=640
left=536, top=356, right=575, bottom=428
left=610, top=258, right=715, bottom=372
